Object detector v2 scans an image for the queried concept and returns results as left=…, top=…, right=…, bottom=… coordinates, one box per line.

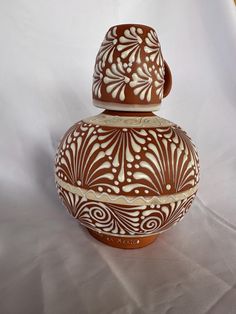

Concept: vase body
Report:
left=55, top=24, right=200, bottom=249
left=55, top=111, right=199, bottom=248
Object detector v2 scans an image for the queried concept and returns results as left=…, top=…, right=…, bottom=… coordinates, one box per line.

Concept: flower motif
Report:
left=154, top=66, right=165, bottom=99
left=103, top=60, right=130, bottom=101
left=129, top=63, right=154, bottom=102
left=92, top=61, right=103, bottom=98
left=117, top=27, right=143, bottom=64
left=97, top=26, right=117, bottom=66
left=144, top=30, right=163, bottom=66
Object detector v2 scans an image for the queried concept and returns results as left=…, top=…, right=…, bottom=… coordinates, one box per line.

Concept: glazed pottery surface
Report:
left=55, top=24, right=199, bottom=249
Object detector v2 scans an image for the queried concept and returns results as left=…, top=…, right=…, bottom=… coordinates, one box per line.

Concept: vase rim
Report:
left=108, top=23, right=156, bottom=31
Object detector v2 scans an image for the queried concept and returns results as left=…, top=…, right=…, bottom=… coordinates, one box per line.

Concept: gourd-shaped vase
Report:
left=55, top=24, right=200, bottom=249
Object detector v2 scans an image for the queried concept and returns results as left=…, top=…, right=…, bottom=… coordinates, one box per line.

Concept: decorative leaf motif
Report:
left=117, top=27, right=143, bottom=63
left=56, top=122, right=199, bottom=197
left=129, top=63, right=154, bottom=102
left=92, top=61, right=103, bottom=98
left=97, top=26, right=117, bottom=66
left=144, top=30, right=163, bottom=66
left=154, top=66, right=165, bottom=99
left=97, top=127, right=147, bottom=184
left=103, top=61, right=130, bottom=101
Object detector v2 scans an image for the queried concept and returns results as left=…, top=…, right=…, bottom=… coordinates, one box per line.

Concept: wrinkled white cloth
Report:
left=0, top=0, right=236, bottom=313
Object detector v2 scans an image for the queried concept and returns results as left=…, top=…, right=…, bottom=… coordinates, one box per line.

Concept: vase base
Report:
left=87, top=229, right=158, bottom=249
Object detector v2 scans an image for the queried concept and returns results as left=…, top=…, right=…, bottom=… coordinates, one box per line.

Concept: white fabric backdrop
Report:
left=0, top=0, right=236, bottom=313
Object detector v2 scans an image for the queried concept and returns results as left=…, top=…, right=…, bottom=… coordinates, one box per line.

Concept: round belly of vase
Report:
left=55, top=114, right=199, bottom=249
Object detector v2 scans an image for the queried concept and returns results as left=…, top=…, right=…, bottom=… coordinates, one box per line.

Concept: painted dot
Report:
left=145, top=56, right=149, bottom=62
left=123, top=128, right=128, bottom=132
left=127, top=178, right=131, bottom=182
left=64, top=177, right=67, bottom=181
left=112, top=168, right=117, bottom=173
left=127, top=163, right=132, bottom=168
left=98, top=187, right=103, bottom=192
left=123, top=63, right=128, bottom=68
left=152, top=65, right=155, bottom=69
left=150, top=204, right=155, bottom=209
left=66, top=144, right=69, bottom=148
left=127, top=67, right=131, bottom=73
left=158, top=134, right=163, bottom=138
left=147, top=137, right=152, bottom=141
left=108, top=156, right=112, bottom=160
left=135, top=189, right=139, bottom=194
left=141, top=215, right=145, bottom=220
left=156, top=205, right=160, bottom=208
left=135, top=155, right=141, bottom=160
left=166, top=184, right=171, bottom=190
left=135, top=164, right=140, bottom=169
left=143, top=147, right=147, bottom=151
left=93, top=131, right=96, bottom=134
left=124, top=77, right=130, bottom=83
left=127, top=171, right=132, bottom=176
left=137, top=28, right=143, bottom=34
left=77, top=180, right=82, bottom=186
left=81, top=132, right=85, bottom=136
left=144, top=190, right=149, bottom=194
left=107, top=188, right=111, bottom=193
left=114, top=181, right=119, bottom=185
left=149, top=67, right=152, bottom=72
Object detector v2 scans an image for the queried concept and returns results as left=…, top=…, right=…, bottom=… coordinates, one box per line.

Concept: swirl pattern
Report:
left=57, top=184, right=195, bottom=236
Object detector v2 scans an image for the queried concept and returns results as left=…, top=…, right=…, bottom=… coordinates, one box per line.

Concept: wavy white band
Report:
left=56, top=176, right=198, bottom=206
left=83, top=113, right=173, bottom=128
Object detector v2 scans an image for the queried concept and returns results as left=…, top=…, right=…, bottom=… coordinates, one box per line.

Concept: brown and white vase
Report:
left=55, top=24, right=200, bottom=249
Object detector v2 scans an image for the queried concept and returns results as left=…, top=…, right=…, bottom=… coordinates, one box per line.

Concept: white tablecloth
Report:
left=1, top=0, right=236, bottom=313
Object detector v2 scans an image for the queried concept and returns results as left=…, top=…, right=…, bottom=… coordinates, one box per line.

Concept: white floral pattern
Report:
left=144, top=30, right=163, bottom=66
left=92, top=61, right=103, bottom=98
left=103, top=61, right=130, bottom=101
left=154, top=66, right=165, bottom=99
left=130, top=63, right=154, bottom=102
left=97, top=26, right=117, bottom=66
left=117, top=27, right=143, bottom=64
left=55, top=118, right=199, bottom=236
left=92, top=25, right=170, bottom=105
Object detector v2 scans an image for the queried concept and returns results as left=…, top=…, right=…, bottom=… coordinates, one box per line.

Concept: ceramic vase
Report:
left=55, top=24, right=200, bottom=249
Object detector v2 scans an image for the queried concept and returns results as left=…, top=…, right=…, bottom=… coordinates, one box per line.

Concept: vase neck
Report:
left=102, top=110, right=156, bottom=117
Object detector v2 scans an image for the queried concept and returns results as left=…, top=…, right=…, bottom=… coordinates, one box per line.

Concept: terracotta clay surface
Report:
left=87, top=229, right=158, bottom=249
left=55, top=24, right=200, bottom=249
